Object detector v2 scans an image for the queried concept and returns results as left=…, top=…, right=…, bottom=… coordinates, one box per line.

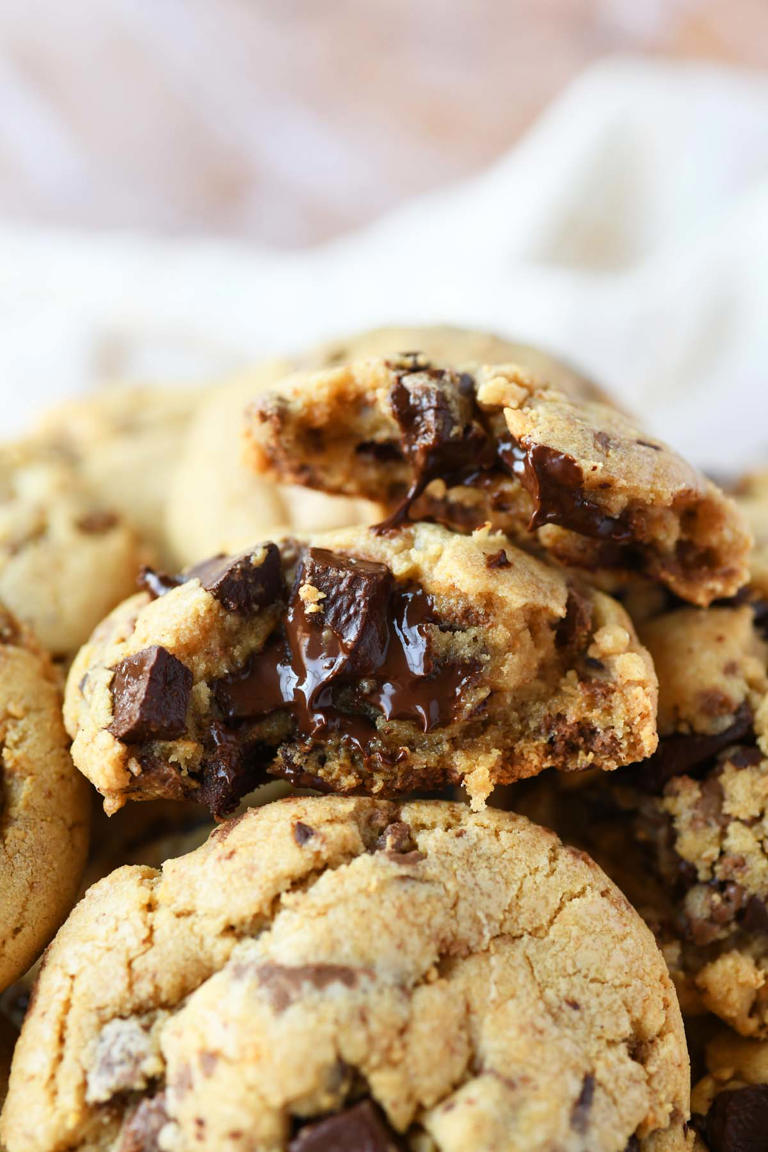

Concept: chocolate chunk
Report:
left=293, top=548, right=393, bottom=682
left=76, top=510, right=119, bottom=534
left=378, top=369, right=493, bottom=529
left=289, top=1100, right=406, bottom=1152
left=741, top=895, right=768, bottom=934
left=257, top=963, right=362, bottom=1013
left=485, top=549, right=511, bottom=569
left=699, top=1084, right=768, bottom=1152
left=629, top=706, right=754, bottom=793
left=570, top=1074, right=595, bottom=1133
left=555, top=587, right=593, bottom=652
left=188, top=544, right=284, bottom=614
left=117, top=1093, right=168, bottom=1152
left=108, top=646, right=192, bottom=743
left=500, top=439, right=634, bottom=542
left=293, top=821, right=315, bottom=845
left=198, top=722, right=271, bottom=820
left=138, top=566, right=182, bottom=599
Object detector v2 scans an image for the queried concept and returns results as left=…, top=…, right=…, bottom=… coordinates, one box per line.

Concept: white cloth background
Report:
left=1, top=57, right=767, bottom=472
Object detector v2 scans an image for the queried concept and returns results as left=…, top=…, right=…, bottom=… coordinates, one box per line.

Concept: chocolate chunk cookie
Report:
left=246, top=357, right=750, bottom=606
left=512, top=601, right=768, bottom=1038
left=165, top=369, right=381, bottom=569
left=64, top=523, right=657, bottom=817
left=0, top=604, right=90, bottom=989
left=0, top=798, right=690, bottom=1152
left=0, top=441, right=144, bottom=660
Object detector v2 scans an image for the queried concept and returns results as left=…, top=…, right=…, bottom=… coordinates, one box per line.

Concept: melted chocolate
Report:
left=214, top=547, right=475, bottom=750
left=377, top=368, right=494, bottom=531
left=499, top=438, right=634, bottom=541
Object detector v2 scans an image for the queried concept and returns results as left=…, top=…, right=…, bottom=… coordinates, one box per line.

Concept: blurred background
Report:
left=1, top=0, right=767, bottom=246
left=1, top=0, right=767, bottom=466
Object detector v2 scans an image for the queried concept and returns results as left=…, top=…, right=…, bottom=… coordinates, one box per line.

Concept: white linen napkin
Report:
left=1, top=57, right=767, bottom=472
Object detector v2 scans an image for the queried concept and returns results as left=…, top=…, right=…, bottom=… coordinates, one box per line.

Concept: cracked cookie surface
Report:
left=246, top=357, right=750, bottom=606
left=0, top=797, right=689, bottom=1152
left=0, top=603, right=90, bottom=989
left=64, top=522, right=657, bottom=817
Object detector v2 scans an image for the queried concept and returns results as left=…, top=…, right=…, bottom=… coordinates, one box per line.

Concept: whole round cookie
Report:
left=165, top=366, right=380, bottom=569
left=64, top=522, right=657, bottom=816
left=1, top=798, right=689, bottom=1152
left=0, top=604, right=90, bottom=989
left=0, top=442, right=144, bottom=660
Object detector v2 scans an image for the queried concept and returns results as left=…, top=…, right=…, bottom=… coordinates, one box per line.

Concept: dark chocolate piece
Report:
left=293, top=821, right=315, bottom=845
left=138, top=566, right=182, bottom=599
left=500, top=439, right=634, bottom=541
left=697, top=1084, right=768, bottom=1152
left=628, top=706, right=754, bottom=793
left=118, top=1093, right=168, bottom=1152
left=187, top=544, right=284, bottom=614
left=257, top=963, right=362, bottom=1013
left=741, top=895, right=768, bottom=935
left=198, top=721, right=271, bottom=820
left=214, top=550, right=476, bottom=743
left=289, top=1100, right=405, bottom=1152
left=109, top=646, right=192, bottom=743
left=294, top=548, right=394, bottom=682
left=570, top=1073, right=595, bottom=1133
left=377, top=369, right=494, bottom=530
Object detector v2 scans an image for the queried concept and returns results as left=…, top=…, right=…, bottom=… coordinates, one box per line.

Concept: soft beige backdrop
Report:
left=0, top=0, right=765, bottom=246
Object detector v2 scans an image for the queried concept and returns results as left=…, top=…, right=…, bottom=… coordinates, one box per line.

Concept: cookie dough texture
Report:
left=0, top=442, right=143, bottom=659
left=64, top=522, right=657, bottom=816
left=0, top=605, right=90, bottom=989
left=246, top=357, right=751, bottom=606
left=165, top=367, right=381, bottom=569
left=0, top=798, right=690, bottom=1152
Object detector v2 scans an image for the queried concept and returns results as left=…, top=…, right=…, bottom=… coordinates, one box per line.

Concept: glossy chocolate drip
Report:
left=499, top=438, right=634, bottom=541
left=214, top=547, right=475, bottom=749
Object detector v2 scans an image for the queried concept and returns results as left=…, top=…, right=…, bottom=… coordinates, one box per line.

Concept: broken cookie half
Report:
left=65, top=523, right=658, bottom=818
left=245, top=355, right=751, bottom=606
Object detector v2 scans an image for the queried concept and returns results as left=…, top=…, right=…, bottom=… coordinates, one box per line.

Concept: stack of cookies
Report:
left=0, top=326, right=765, bottom=1152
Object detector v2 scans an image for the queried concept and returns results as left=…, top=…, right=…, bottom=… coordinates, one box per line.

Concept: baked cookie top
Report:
left=64, top=522, right=657, bottom=817
left=0, top=441, right=144, bottom=660
left=306, top=324, right=607, bottom=403
left=31, top=383, right=202, bottom=565
left=0, top=798, right=689, bottom=1152
left=0, top=603, right=90, bottom=989
left=245, top=356, right=751, bottom=606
